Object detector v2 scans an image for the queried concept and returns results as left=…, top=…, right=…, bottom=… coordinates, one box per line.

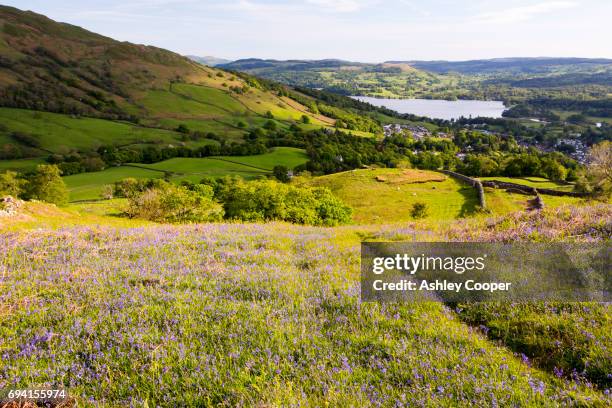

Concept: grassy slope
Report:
left=0, top=157, right=45, bottom=171
left=0, top=108, right=185, bottom=152
left=479, top=176, right=575, bottom=192
left=0, top=204, right=609, bottom=405
left=302, top=169, right=590, bottom=224
left=304, top=168, right=476, bottom=224
left=0, top=6, right=348, bottom=167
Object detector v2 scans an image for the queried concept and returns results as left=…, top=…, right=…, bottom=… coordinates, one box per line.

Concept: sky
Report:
left=4, top=0, right=612, bottom=62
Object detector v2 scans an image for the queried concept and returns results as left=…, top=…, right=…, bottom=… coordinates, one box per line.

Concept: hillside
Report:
left=221, top=57, right=612, bottom=102
left=0, top=5, right=338, bottom=127
left=1, top=5, right=401, bottom=189
left=403, top=57, right=612, bottom=75
left=1, top=200, right=610, bottom=405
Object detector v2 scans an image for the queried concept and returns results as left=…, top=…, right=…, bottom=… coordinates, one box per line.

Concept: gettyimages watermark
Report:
left=361, top=242, right=611, bottom=302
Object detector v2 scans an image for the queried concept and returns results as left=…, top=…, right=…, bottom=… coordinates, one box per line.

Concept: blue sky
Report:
left=4, top=0, right=611, bottom=61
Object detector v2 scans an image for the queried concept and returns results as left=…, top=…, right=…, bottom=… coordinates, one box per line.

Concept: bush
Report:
left=217, top=179, right=352, bottom=226
left=0, top=171, right=25, bottom=197
left=126, top=181, right=223, bottom=223
left=410, top=202, right=428, bottom=219
left=25, top=164, right=69, bottom=205
left=273, top=165, right=290, bottom=182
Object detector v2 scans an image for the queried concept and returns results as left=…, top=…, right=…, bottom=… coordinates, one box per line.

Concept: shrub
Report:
left=25, top=165, right=69, bottom=205
left=176, top=124, right=189, bottom=134
left=263, top=120, right=277, bottom=131
left=410, top=202, right=428, bottom=219
left=273, top=165, right=290, bottom=182
left=126, top=181, right=223, bottom=223
left=301, top=115, right=310, bottom=124
left=217, top=179, right=352, bottom=226
left=0, top=171, right=25, bottom=197
left=100, top=184, right=114, bottom=200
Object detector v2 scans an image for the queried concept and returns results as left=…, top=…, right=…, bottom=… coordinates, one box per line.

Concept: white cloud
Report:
left=305, top=0, right=372, bottom=13
left=474, top=1, right=578, bottom=24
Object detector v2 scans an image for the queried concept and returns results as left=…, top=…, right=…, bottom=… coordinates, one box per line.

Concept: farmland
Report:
left=301, top=169, right=588, bottom=224
left=0, top=108, right=187, bottom=153
left=63, top=147, right=309, bottom=201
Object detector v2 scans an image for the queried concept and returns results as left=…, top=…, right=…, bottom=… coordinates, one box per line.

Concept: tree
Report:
left=0, top=171, right=25, bottom=197
left=126, top=182, right=223, bottom=223
left=586, top=141, right=612, bottom=195
left=26, top=164, right=69, bottom=205
left=176, top=124, right=190, bottom=134
left=273, top=165, right=290, bottom=182
left=410, top=202, right=428, bottom=219
left=263, top=120, right=277, bottom=131
left=301, top=115, right=310, bottom=124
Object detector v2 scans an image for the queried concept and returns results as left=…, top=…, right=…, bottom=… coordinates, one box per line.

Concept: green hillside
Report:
left=302, top=169, right=588, bottom=223
left=0, top=5, right=381, bottom=191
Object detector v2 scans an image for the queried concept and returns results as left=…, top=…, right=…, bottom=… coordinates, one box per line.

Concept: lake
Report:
left=352, top=96, right=506, bottom=121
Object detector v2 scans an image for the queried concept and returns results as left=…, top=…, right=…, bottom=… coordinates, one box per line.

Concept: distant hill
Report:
left=220, top=58, right=435, bottom=97
left=220, top=57, right=612, bottom=100
left=187, top=55, right=232, bottom=66
left=391, top=57, right=612, bottom=75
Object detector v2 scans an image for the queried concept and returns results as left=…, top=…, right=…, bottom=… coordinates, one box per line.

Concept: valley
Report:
left=0, top=3, right=610, bottom=407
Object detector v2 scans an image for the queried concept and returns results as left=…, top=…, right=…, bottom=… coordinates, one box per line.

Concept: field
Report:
left=303, top=169, right=478, bottom=224
left=479, top=176, right=575, bottom=192
left=0, top=157, right=45, bottom=172
left=301, top=169, right=588, bottom=224
left=0, top=108, right=186, bottom=153
left=0, top=203, right=610, bottom=406
left=62, top=147, right=309, bottom=201
left=63, top=166, right=165, bottom=202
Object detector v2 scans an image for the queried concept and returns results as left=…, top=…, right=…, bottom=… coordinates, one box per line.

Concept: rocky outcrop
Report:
left=0, top=196, right=23, bottom=217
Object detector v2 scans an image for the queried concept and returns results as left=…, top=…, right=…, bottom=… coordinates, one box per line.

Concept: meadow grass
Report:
left=133, top=147, right=308, bottom=174
left=171, top=83, right=246, bottom=113
left=63, top=166, right=165, bottom=201
left=1, top=217, right=609, bottom=406
left=0, top=108, right=183, bottom=152
left=479, top=176, right=575, bottom=192
left=0, top=157, right=45, bottom=172
left=303, top=168, right=480, bottom=224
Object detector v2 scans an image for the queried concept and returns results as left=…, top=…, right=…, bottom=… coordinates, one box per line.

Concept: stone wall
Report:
left=481, top=180, right=588, bottom=197
left=440, top=170, right=486, bottom=209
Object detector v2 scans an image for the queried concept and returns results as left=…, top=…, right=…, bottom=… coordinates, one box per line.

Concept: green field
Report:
left=0, top=108, right=187, bottom=153
left=0, top=157, right=45, bottom=171
left=63, top=166, right=164, bottom=201
left=304, top=168, right=479, bottom=224
left=62, top=147, right=309, bottom=201
left=300, top=169, right=590, bottom=224
left=479, top=176, right=575, bottom=192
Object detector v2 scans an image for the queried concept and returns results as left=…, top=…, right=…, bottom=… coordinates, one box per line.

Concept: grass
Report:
left=0, top=108, right=184, bottom=153
left=0, top=205, right=610, bottom=405
left=302, top=168, right=479, bottom=224
left=63, top=166, right=164, bottom=201
left=61, top=148, right=309, bottom=201
left=0, top=157, right=45, bottom=171
left=479, top=176, right=575, bottom=192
